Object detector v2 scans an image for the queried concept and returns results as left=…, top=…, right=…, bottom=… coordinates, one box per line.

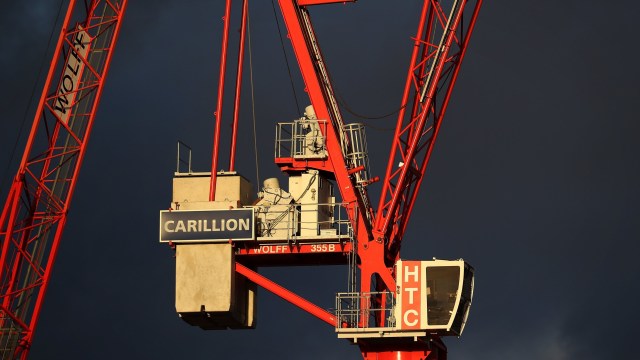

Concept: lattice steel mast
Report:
left=0, top=1, right=127, bottom=357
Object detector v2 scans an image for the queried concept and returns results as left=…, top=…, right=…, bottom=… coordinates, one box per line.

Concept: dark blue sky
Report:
left=1, top=1, right=639, bottom=359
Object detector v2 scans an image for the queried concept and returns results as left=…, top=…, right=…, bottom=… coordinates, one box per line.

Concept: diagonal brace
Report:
left=235, top=263, right=336, bottom=327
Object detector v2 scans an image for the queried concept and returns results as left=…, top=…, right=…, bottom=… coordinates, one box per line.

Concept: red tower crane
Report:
left=0, top=0, right=481, bottom=359
left=0, top=1, right=127, bottom=358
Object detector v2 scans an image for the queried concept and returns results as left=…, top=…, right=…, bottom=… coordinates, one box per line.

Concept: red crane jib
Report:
left=0, top=1, right=127, bottom=358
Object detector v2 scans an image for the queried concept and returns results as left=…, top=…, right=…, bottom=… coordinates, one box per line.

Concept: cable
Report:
left=362, top=122, right=396, bottom=132
left=335, top=90, right=398, bottom=131
left=336, top=92, right=408, bottom=121
left=0, top=0, right=66, bottom=194
left=294, top=172, right=317, bottom=202
left=270, top=0, right=301, bottom=115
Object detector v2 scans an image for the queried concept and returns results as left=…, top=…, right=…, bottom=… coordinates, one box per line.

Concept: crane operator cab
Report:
left=336, top=259, right=474, bottom=340
left=394, top=259, right=474, bottom=336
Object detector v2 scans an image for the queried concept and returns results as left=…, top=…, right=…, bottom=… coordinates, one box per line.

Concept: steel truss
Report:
left=374, top=0, right=483, bottom=263
left=0, top=1, right=127, bottom=358
left=0, top=0, right=482, bottom=358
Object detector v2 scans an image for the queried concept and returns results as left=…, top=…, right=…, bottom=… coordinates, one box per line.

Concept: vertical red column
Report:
left=229, top=0, right=248, bottom=172
left=210, top=0, right=233, bottom=201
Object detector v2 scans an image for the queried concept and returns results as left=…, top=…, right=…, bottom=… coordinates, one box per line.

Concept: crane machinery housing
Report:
left=0, top=0, right=482, bottom=359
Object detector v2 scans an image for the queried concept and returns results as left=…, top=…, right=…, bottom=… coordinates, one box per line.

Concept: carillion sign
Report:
left=159, top=209, right=255, bottom=243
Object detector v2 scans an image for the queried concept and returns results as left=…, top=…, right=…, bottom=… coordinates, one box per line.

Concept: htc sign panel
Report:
left=159, top=209, right=255, bottom=243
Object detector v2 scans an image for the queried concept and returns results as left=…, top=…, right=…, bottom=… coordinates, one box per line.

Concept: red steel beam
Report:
left=0, top=1, right=127, bottom=357
left=375, top=0, right=431, bottom=220
left=229, top=0, right=248, bottom=171
left=210, top=0, right=233, bottom=200
left=235, top=263, right=336, bottom=326
left=297, top=0, right=355, bottom=6
left=373, top=0, right=482, bottom=256
left=28, top=3, right=128, bottom=349
left=394, top=0, right=483, bottom=253
left=276, top=0, right=397, bottom=298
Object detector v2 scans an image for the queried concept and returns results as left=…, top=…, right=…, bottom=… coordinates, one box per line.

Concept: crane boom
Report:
left=374, top=0, right=483, bottom=260
left=0, top=1, right=127, bottom=357
left=193, top=3, right=479, bottom=359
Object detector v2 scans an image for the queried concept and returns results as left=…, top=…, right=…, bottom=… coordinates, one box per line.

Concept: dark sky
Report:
left=1, top=1, right=639, bottom=359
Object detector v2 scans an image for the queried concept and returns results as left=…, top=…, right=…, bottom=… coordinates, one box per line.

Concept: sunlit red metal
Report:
left=235, top=263, right=336, bottom=326
left=0, top=1, right=127, bottom=358
left=297, top=0, right=356, bottom=6
left=373, top=0, right=483, bottom=262
left=359, top=337, right=447, bottom=360
left=210, top=0, right=233, bottom=201
left=266, top=1, right=483, bottom=359
left=1, top=0, right=482, bottom=357
left=274, top=0, right=395, bottom=297
left=222, top=0, right=481, bottom=358
left=235, top=241, right=353, bottom=266
left=229, top=0, right=249, bottom=172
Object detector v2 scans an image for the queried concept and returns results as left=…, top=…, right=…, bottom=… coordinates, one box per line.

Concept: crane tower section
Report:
left=0, top=1, right=127, bottom=358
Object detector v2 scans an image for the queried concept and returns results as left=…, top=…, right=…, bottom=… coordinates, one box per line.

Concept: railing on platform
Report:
left=335, top=291, right=396, bottom=329
left=250, top=201, right=351, bottom=241
left=275, top=120, right=328, bottom=159
left=176, top=140, right=192, bottom=173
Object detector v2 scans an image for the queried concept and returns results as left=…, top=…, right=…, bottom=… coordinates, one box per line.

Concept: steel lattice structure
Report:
left=373, top=0, right=483, bottom=262
left=0, top=1, right=127, bottom=358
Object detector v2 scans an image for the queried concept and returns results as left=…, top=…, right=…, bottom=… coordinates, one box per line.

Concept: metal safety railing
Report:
left=176, top=140, right=192, bottom=173
left=250, top=201, right=351, bottom=240
left=335, top=291, right=396, bottom=329
left=344, top=123, right=371, bottom=185
left=275, top=120, right=328, bottom=159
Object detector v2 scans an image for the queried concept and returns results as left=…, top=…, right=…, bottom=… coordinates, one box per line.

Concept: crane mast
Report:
left=0, top=1, right=127, bottom=358
left=0, top=0, right=482, bottom=358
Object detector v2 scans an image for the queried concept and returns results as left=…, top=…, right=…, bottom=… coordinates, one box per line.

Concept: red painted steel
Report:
left=236, top=242, right=352, bottom=256
left=359, top=337, right=447, bottom=360
left=297, top=0, right=356, bottom=6
left=0, top=0, right=482, bottom=357
left=373, top=0, right=483, bottom=261
left=396, top=0, right=483, bottom=250
left=210, top=0, right=233, bottom=201
left=276, top=0, right=396, bottom=300
left=267, top=1, right=482, bottom=359
left=235, top=242, right=353, bottom=266
left=0, top=1, right=127, bottom=357
left=229, top=0, right=249, bottom=171
left=235, top=263, right=337, bottom=326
